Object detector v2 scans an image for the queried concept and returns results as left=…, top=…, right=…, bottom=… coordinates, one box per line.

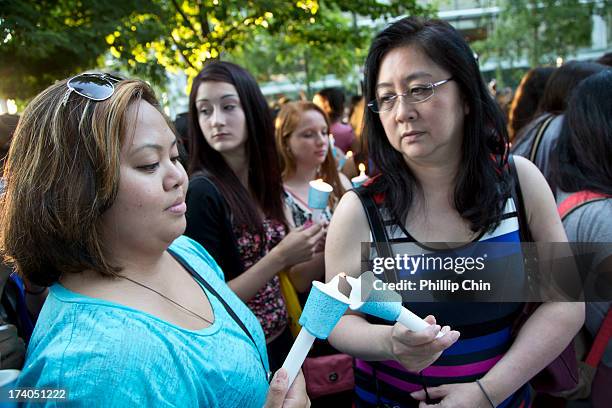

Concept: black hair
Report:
left=508, top=67, right=555, bottom=141
left=315, top=87, right=345, bottom=122
left=596, top=52, right=612, bottom=67
left=537, top=61, right=606, bottom=115
left=554, top=70, right=612, bottom=195
left=362, top=16, right=510, bottom=234
left=187, top=61, right=287, bottom=231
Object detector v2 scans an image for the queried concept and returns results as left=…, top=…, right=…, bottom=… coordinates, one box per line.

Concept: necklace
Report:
left=122, top=276, right=214, bottom=325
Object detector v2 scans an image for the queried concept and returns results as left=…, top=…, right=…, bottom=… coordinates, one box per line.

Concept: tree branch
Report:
left=169, top=36, right=196, bottom=70
left=170, top=0, right=205, bottom=42
left=196, top=0, right=211, bottom=38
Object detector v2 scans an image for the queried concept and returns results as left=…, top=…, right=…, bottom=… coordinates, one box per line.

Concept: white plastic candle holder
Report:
left=281, top=274, right=350, bottom=386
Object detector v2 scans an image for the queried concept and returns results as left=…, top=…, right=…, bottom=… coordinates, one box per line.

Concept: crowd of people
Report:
left=0, top=14, right=610, bottom=408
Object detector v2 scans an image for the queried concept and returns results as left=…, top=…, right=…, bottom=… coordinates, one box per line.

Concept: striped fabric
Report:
left=355, top=197, right=531, bottom=408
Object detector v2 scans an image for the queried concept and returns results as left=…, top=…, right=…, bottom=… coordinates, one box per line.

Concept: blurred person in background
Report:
left=507, top=67, right=555, bottom=144
left=596, top=52, right=612, bottom=67
left=552, top=70, right=612, bottom=408
left=511, top=61, right=606, bottom=191
left=313, top=87, right=355, bottom=153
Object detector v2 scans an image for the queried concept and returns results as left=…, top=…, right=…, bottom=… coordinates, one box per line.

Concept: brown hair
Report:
left=275, top=101, right=345, bottom=208
left=0, top=78, right=164, bottom=286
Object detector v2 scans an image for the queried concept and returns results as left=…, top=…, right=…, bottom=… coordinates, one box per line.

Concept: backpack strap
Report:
left=508, top=155, right=533, bottom=242
left=585, top=305, right=612, bottom=368
left=558, top=191, right=611, bottom=221
left=529, top=114, right=555, bottom=162
left=557, top=192, right=611, bottom=368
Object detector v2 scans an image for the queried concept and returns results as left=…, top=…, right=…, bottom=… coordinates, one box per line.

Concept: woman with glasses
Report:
left=325, top=17, right=584, bottom=407
left=274, top=101, right=351, bottom=294
left=184, top=61, right=325, bottom=372
left=1, top=74, right=308, bottom=407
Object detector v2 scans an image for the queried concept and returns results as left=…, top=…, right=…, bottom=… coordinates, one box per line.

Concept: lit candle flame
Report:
left=346, top=150, right=353, bottom=159
left=358, top=163, right=366, bottom=176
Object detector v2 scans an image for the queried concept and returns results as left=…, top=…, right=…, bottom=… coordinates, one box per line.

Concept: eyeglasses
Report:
left=66, top=72, right=123, bottom=102
left=368, top=78, right=453, bottom=113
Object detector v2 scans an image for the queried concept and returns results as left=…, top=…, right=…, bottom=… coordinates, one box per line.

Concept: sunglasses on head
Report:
left=66, top=72, right=123, bottom=102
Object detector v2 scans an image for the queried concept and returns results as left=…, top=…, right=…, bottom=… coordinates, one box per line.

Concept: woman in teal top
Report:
left=0, top=74, right=308, bottom=407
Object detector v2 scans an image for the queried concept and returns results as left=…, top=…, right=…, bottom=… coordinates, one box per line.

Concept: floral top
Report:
left=283, top=189, right=332, bottom=228
left=233, top=219, right=288, bottom=339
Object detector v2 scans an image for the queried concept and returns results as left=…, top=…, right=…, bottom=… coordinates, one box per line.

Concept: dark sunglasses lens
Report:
left=68, top=75, right=114, bottom=100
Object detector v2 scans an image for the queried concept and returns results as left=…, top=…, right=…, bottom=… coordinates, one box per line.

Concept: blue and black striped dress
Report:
left=355, top=196, right=532, bottom=408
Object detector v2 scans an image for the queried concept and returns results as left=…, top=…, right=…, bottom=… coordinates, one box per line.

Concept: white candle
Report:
left=308, top=178, right=333, bottom=212
left=346, top=272, right=443, bottom=338
left=351, top=163, right=368, bottom=188
left=282, top=273, right=350, bottom=386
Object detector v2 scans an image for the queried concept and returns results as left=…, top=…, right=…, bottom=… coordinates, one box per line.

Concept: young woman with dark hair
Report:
left=184, top=61, right=325, bottom=371
left=511, top=61, right=606, bottom=190
left=554, top=71, right=612, bottom=196
left=553, top=70, right=612, bottom=406
left=325, top=16, right=584, bottom=407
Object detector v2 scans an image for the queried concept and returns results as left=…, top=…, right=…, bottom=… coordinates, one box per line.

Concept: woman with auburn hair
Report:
left=0, top=73, right=308, bottom=407
left=184, top=61, right=325, bottom=372
left=275, top=101, right=351, bottom=293
left=276, top=101, right=351, bottom=222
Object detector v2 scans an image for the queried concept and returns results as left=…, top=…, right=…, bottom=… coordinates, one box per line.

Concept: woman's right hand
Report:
left=272, top=223, right=326, bottom=268
left=263, top=369, right=310, bottom=408
left=388, top=315, right=460, bottom=373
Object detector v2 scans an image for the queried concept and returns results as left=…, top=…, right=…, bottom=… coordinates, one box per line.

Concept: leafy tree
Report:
left=1, top=0, right=432, bottom=102
left=0, top=0, right=155, bottom=100
left=474, top=0, right=609, bottom=70
left=227, top=1, right=434, bottom=97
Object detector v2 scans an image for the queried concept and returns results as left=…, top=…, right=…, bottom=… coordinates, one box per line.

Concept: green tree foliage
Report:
left=474, top=0, right=608, bottom=69
left=1, top=0, right=432, bottom=101
left=0, top=0, right=155, bottom=100
left=228, top=1, right=434, bottom=96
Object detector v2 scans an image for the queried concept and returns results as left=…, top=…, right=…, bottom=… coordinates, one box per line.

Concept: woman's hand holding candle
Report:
left=347, top=272, right=460, bottom=372
left=346, top=272, right=452, bottom=337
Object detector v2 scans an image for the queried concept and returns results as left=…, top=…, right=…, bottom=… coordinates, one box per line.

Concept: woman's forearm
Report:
left=287, top=253, right=325, bottom=293
left=480, top=301, right=584, bottom=404
left=328, top=314, right=394, bottom=361
left=228, top=250, right=286, bottom=301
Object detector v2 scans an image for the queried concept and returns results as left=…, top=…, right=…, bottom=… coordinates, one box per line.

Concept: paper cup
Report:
left=308, top=180, right=333, bottom=210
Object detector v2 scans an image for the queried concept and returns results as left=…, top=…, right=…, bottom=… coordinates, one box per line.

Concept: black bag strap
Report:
left=168, top=248, right=271, bottom=382
left=508, top=155, right=533, bottom=242
left=508, top=155, right=543, bottom=303
left=353, top=188, right=397, bottom=283
left=529, top=114, right=555, bottom=162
